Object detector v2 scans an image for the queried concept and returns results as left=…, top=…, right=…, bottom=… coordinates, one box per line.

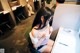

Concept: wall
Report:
left=64, top=2, right=77, bottom=4
left=9, top=1, right=19, bottom=7
left=19, top=0, right=26, bottom=6
left=52, top=4, right=80, bottom=32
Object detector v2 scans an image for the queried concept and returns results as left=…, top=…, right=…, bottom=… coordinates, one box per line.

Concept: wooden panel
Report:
left=10, top=1, right=19, bottom=7
left=0, top=1, right=3, bottom=11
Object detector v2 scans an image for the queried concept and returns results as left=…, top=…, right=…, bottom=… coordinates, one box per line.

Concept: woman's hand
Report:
left=38, top=33, right=46, bottom=40
left=42, top=34, right=46, bottom=38
left=49, top=26, right=53, bottom=35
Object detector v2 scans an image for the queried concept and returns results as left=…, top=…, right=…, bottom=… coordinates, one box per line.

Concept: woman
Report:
left=29, top=8, right=54, bottom=53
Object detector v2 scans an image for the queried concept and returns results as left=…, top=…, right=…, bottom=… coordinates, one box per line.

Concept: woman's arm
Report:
left=34, top=34, right=46, bottom=48
left=31, top=28, right=46, bottom=48
left=49, top=26, right=53, bottom=35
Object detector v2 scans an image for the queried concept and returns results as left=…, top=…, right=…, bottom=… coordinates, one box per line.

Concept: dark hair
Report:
left=56, top=0, right=65, bottom=3
left=32, top=8, right=51, bottom=29
left=41, top=2, right=45, bottom=7
left=41, top=0, right=45, bottom=2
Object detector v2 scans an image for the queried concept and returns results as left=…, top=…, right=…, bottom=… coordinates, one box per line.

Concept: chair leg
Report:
left=17, top=17, right=21, bottom=22
left=0, top=30, right=3, bottom=34
left=21, top=14, right=26, bottom=19
left=6, top=24, right=11, bottom=29
left=22, top=15, right=25, bottom=19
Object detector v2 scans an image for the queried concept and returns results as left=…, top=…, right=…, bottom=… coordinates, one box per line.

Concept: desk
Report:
left=0, top=10, right=10, bottom=14
left=0, top=12, right=3, bottom=14
left=0, top=11, right=10, bottom=14
left=51, top=27, right=80, bottom=53
left=12, top=5, right=21, bottom=11
left=2, top=11, right=10, bottom=14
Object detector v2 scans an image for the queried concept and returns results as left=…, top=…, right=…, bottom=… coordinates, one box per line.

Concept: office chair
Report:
left=13, top=8, right=21, bottom=23
left=27, top=34, right=41, bottom=53
left=13, top=6, right=26, bottom=23
left=0, top=13, right=11, bottom=34
left=16, top=6, right=26, bottom=19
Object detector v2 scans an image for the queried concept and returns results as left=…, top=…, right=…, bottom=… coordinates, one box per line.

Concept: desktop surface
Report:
left=51, top=27, right=80, bottom=53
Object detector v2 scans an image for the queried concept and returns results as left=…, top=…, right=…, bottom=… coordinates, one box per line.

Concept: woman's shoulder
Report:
left=30, top=26, right=39, bottom=37
left=32, top=26, right=39, bottom=31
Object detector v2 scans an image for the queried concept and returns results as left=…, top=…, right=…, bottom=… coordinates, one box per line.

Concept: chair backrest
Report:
left=17, top=6, right=24, bottom=13
left=0, top=13, right=5, bottom=24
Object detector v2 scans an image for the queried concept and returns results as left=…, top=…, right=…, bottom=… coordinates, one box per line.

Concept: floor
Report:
left=0, top=14, right=35, bottom=53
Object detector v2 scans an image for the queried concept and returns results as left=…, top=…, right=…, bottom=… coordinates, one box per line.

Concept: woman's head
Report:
left=32, top=8, right=52, bottom=29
